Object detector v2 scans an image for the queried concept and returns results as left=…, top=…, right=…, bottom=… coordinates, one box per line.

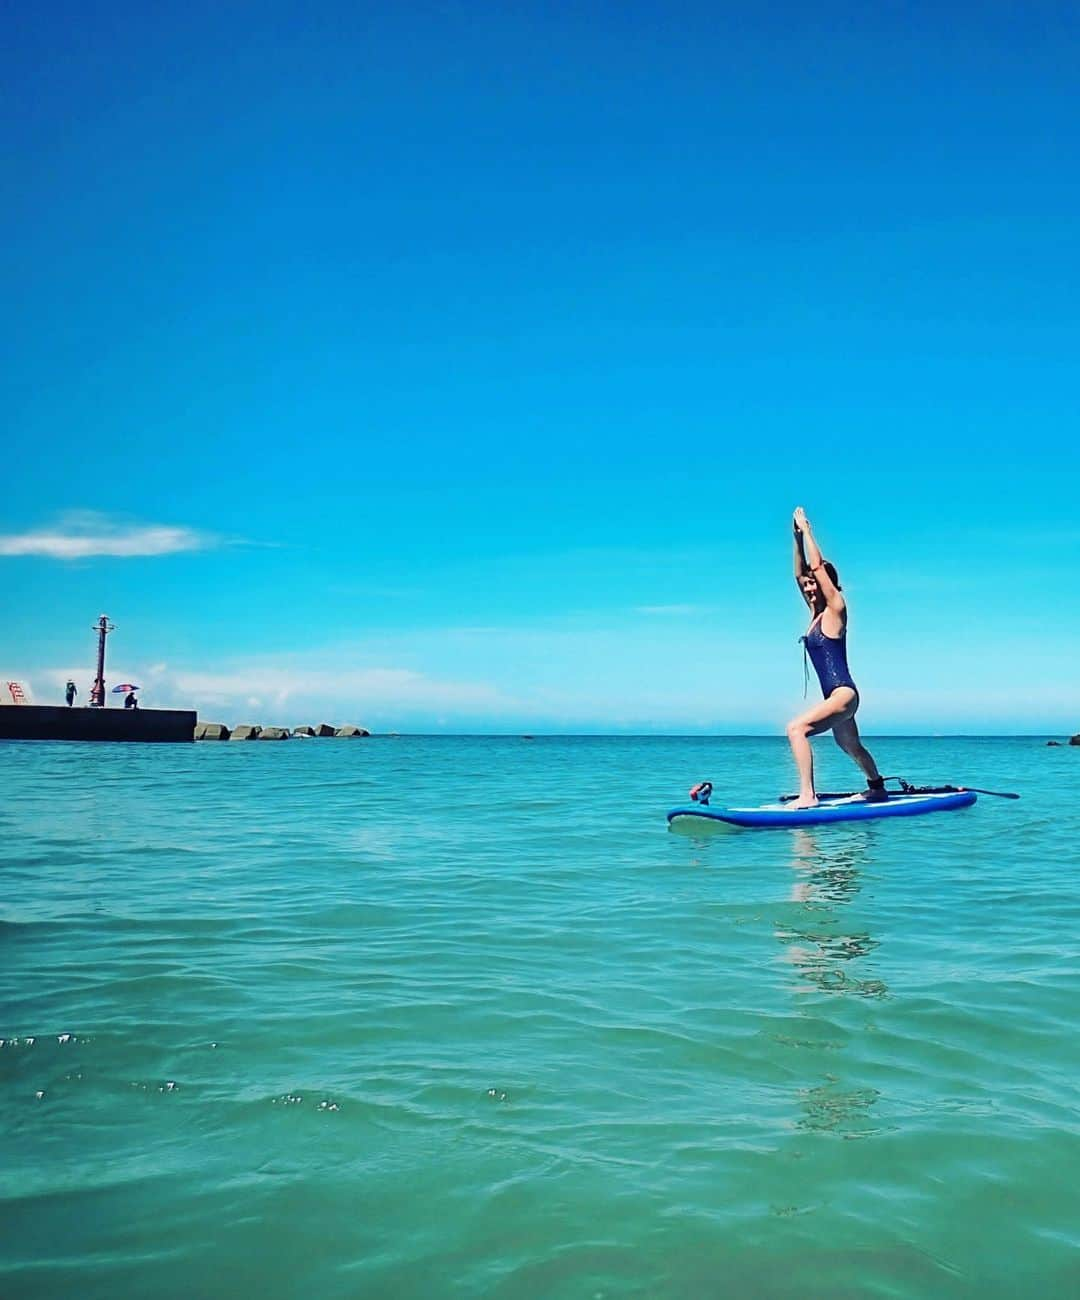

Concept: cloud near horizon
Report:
left=16, top=655, right=1077, bottom=732
left=0, top=512, right=220, bottom=559
left=32, top=661, right=514, bottom=725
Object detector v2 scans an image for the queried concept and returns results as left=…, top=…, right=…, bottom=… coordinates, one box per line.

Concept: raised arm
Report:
left=793, top=507, right=845, bottom=613
left=792, top=518, right=809, bottom=582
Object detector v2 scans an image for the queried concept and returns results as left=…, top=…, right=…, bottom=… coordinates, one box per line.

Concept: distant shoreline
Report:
left=205, top=731, right=1070, bottom=740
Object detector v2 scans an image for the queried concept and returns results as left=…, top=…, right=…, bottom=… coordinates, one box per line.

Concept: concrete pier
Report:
left=0, top=705, right=196, bottom=743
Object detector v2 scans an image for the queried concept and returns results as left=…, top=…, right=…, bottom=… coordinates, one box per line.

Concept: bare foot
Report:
left=792, top=796, right=820, bottom=809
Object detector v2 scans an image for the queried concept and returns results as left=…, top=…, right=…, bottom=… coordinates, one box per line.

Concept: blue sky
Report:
left=2, top=1, right=1077, bottom=731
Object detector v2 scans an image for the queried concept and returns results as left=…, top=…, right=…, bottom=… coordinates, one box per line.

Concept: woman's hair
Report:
left=821, top=560, right=841, bottom=590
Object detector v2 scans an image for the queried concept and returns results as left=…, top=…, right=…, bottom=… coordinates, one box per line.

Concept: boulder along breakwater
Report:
left=195, top=722, right=372, bottom=741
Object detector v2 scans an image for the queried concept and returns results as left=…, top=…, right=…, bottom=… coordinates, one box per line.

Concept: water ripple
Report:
left=1, top=736, right=1078, bottom=1298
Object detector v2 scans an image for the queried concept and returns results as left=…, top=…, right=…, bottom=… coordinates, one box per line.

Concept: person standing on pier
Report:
left=65, top=680, right=77, bottom=707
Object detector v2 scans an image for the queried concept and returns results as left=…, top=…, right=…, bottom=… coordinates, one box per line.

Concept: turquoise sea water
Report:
left=2, top=735, right=1078, bottom=1298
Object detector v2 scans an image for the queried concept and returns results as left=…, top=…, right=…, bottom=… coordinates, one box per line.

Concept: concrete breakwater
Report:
left=195, top=722, right=371, bottom=741
left=0, top=704, right=196, bottom=743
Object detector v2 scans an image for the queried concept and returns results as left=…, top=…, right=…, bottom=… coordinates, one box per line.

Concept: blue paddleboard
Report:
left=667, top=789, right=977, bottom=830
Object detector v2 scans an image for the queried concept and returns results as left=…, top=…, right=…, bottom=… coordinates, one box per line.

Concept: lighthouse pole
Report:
left=89, top=614, right=115, bottom=707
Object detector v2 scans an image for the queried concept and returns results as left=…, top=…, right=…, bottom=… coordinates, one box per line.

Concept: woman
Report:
left=787, top=506, right=886, bottom=808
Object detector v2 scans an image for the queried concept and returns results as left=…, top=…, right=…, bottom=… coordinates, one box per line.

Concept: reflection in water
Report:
left=776, top=828, right=887, bottom=1000
left=776, top=828, right=888, bottom=1138
left=796, top=1080, right=882, bottom=1137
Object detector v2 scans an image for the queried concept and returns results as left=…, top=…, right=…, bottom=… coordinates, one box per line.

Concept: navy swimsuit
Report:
left=803, top=615, right=858, bottom=698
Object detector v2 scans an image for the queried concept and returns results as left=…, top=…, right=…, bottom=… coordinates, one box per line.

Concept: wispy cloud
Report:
left=168, top=665, right=506, bottom=714
left=29, top=660, right=515, bottom=726
left=0, top=512, right=220, bottom=559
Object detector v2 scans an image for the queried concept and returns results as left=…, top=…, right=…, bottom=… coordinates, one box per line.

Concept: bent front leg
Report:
left=786, top=692, right=857, bottom=807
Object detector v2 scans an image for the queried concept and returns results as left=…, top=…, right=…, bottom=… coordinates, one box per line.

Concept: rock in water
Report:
left=230, top=725, right=262, bottom=741
left=335, top=724, right=370, bottom=737
left=1070, top=734, right=1080, bottom=747
left=195, top=722, right=231, bottom=741
left=292, top=726, right=316, bottom=737
left=259, top=727, right=290, bottom=740
left=315, top=723, right=336, bottom=737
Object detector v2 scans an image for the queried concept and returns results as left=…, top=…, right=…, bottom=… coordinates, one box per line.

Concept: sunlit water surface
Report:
left=2, top=736, right=1078, bottom=1298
